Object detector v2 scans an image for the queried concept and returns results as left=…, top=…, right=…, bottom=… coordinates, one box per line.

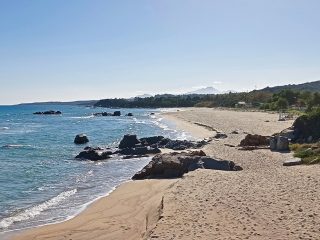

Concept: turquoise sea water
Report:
left=0, top=105, right=190, bottom=234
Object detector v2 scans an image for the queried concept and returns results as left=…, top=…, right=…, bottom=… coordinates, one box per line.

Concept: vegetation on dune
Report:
left=290, top=143, right=320, bottom=164
left=94, top=91, right=273, bottom=108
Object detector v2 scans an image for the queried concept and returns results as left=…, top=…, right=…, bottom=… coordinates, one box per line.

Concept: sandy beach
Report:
left=11, top=108, right=320, bottom=240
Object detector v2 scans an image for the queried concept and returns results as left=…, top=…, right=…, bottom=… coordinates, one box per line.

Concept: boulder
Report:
left=161, top=139, right=207, bottom=150
left=270, top=136, right=277, bottom=151
left=279, top=128, right=295, bottom=140
left=75, top=148, right=112, bottom=161
left=113, top=111, right=121, bottom=116
left=126, top=113, right=133, bottom=116
left=140, top=136, right=165, bottom=146
left=74, top=134, right=89, bottom=144
left=116, top=146, right=161, bottom=155
left=93, top=112, right=113, bottom=116
left=132, top=151, right=242, bottom=180
left=119, top=134, right=140, bottom=149
left=239, top=134, right=269, bottom=147
left=276, top=136, right=289, bottom=151
left=214, top=132, right=228, bottom=139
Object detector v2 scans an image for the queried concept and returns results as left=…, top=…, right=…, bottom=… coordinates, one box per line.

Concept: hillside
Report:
left=259, top=80, right=320, bottom=93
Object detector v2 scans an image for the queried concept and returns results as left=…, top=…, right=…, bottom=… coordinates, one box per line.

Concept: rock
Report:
left=74, top=134, right=89, bottom=144
left=276, top=136, right=289, bottom=151
left=116, top=146, right=161, bottom=155
left=231, top=130, right=239, bottom=134
left=33, top=110, right=62, bottom=115
left=126, top=113, right=133, bottom=116
left=113, top=111, right=121, bottom=116
left=150, top=113, right=155, bottom=115
left=307, top=136, right=313, bottom=143
left=118, top=134, right=140, bottom=149
left=214, top=132, right=228, bottom=139
left=239, top=134, right=269, bottom=147
left=93, top=112, right=112, bottom=116
left=132, top=151, right=242, bottom=180
left=75, top=148, right=112, bottom=161
left=283, top=158, right=302, bottom=166
left=270, top=136, right=277, bottom=151
left=140, top=136, right=165, bottom=146
left=160, top=139, right=207, bottom=150
left=102, top=112, right=113, bottom=116
left=279, top=128, right=295, bottom=140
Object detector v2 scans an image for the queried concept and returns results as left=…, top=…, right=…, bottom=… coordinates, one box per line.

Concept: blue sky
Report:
left=0, top=0, right=320, bottom=104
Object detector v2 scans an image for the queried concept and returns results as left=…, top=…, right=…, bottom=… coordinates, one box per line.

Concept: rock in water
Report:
left=74, top=134, right=89, bottom=144
left=33, top=110, right=62, bottom=115
left=116, top=146, right=161, bottom=155
left=140, top=136, right=165, bottom=146
left=132, top=151, right=242, bottom=180
left=75, top=148, right=112, bottom=161
left=113, top=111, right=121, bottom=116
left=119, top=134, right=140, bottom=149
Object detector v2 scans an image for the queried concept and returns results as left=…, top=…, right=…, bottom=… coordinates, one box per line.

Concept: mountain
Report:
left=186, top=87, right=220, bottom=95
left=135, top=94, right=153, bottom=98
left=258, top=80, right=320, bottom=93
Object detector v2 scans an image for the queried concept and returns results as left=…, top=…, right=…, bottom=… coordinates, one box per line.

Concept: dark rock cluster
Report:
left=93, top=111, right=121, bottom=117
left=33, top=110, right=62, bottom=115
left=75, top=134, right=210, bottom=161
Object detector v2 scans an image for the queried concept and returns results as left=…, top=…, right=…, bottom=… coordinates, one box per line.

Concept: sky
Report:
left=0, top=0, right=320, bottom=104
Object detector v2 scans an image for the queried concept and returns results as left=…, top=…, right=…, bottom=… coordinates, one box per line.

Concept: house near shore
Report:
left=235, top=101, right=249, bottom=108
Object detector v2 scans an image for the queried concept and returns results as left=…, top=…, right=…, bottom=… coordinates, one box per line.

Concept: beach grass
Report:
left=290, top=143, right=320, bottom=164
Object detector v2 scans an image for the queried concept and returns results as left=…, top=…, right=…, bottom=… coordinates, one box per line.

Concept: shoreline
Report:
left=8, top=179, right=178, bottom=240
left=7, top=109, right=207, bottom=240
left=8, top=107, right=320, bottom=239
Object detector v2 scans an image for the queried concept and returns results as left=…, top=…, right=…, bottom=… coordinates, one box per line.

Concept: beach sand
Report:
left=12, top=108, right=320, bottom=240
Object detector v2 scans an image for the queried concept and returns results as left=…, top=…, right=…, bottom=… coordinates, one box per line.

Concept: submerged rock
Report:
left=132, top=151, right=242, bottom=180
left=74, top=134, right=89, bottom=144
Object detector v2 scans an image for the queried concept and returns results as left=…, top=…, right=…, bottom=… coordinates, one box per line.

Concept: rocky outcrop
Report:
left=93, top=111, right=121, bottom=117
left=119, top=134, right=140, bottom=149
left=74, top=134, right=89, bottom=144
left=270, top=135, right=289, bottom=151
left=113, top=111, right=121, bottom=116
left=132, top=151, right=242, bottom=180
left=140, top=136, right=165, bottom=146
left=239, top=134, right=269, bottom=147
left=75, top=147, right=113, bottom=161
left=75, top=134, right=210, bottom=161
left=33, top=110, right=62, bottom=115
left=116, top=146, right=161, bottom=155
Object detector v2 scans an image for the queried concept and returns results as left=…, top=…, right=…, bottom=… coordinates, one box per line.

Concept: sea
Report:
left=0, top=104, right=192, bottom=236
